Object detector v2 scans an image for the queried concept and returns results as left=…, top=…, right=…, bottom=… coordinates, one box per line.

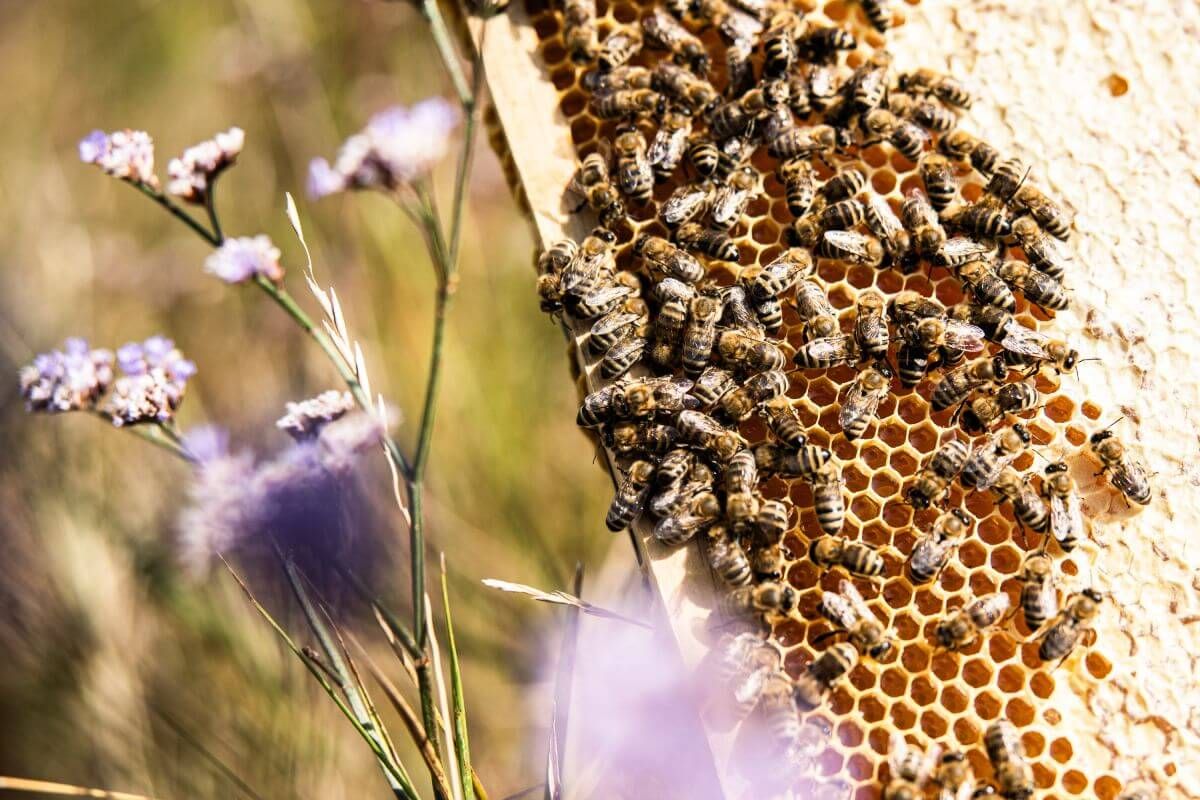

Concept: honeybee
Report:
left=858, top=0, right=892, bottom=31
left=600, top=331, right=647, bottom=379
left=961, top=423, right=1032, bottom=490
left=649, top=298, right=686, bottom=369
left=750, top=248, right=813, bottom=301
left=567, top=154, right=626, bottom=228
left=793, top=278, right=837, bottom=339
left=820, top=198, right=869, bottom=232
left=761, top=11, right=799, bottom=77
left=720, top=369, right=788, bottom=421
left=985, top=156, right=1028, bottom=203
left=713, top=631, right=781, bottom=719
left=560, top=228, right=618, bottom=298
left=538, top=238, right=577, bottom=278
left=934, top=593, right=1010, bottom=651
left=760, top=396, right=808, bottom=449
left=1018, top=552, right=1057, bottom=632
left=805, top=63, right=841, bottom=113
left=984, top=720, right=1034, bottom=800
left=989, top=468, right=1049, bottom=534
left=898, top=68, right=974, bottom=109
left=819, top=579, right=895, bottom=660
left=1090, top=428, right=1152, bottom=506
left=635, top=235, right=704, bottom=284
left=777, top=158, right=817, bottom=217
left=592, top=87, right=661, bottom=119
left=655, top=490, right=722, bottom=545
left=795, top=25, right=857, bottom=64
left=947, top=200, right=1012, bottom=239
left=889, top=290, right=946, bottom=326
left=821, top=168, right=868, bottom=203
left=654, top=446, right=694, bottom=490
left=754, top=497, right=790, bottom=540
left=709, top=167, right=757, bottom=230
left=681, top=295, right=722, bottom=375
left=810, top=535, right=883, bottom=579
left=661, top=181, right=711, bottom=227
left=722, top=33, right=757, bottom=99
left=810, top=460, right=846, bottom=535
left=608, top=421, right=677, bottom=455
left=908, top=509, right=972, bottom=584
left=565, top=272, right=641, bottom=320
left=785, top=67, right=812, bottom=117
left=581, top=63, right=652, bottom=94
left=606, top=459, right=656, bottom=531
left=725, top=445, right=756, bottom=494
left=910, top=100, right=958, bottom=133
left=749, top=539, right=785, bottom=582
left=938, top=129, right=998, bottom=175
left=906, top=439, right=969, bottom=509
left=853, top=290, right=890, bottom=362
left=931, top=355, right=1008, bottom=411
left=647, top=113, right=692, bottom=183
left=704, top=524, right=753, bottom=586
left=793, top=642, right=858, bottom=711
left=900, top=316, right=987, bottom=357
left=1042, top=461, right=1084, bottom=551
left=900, top=188, right=948, bottom=258
left=563, top=0, right=598, bottom=63
left=754, top=295, right=784, bottom=333
left=719, top=285, right=761, bottom=332
left=815, top=230, right=885, bottom=267
left=996, top=259, right=1068, bottom=311
left=755, top=442, right=832, bottom=479
left=613, top=127, right=653, bottom=203
left=884, top=734, right=941, bottom=800
left=933, top=751, right=978, bottom=800
left=588, top=302, right=649, bottom=354
left=957, top=259, right=1016, bottom=311
left=861, top=108, right=929, bottom=162
left=598, top=24, right=643, bottom=71
left=716, top=328, right=785, bottom=374
left=957, top=381, right=1040, bottom=434
left=756, top=670, right=804, bottom=757
left=767, top=125, right=838, bottom=160
left=652, top=276, right=695, bottom=305
left=916, top=154, right=955, bottom=211
left=651, top=458, right=714, bottom=518
left=998, top=324, right=1079, bottom=375
left=641, top=8, right=708, bottom=71
left=1013, top=183, right=1070, bottom=240
left=794, top=334, right=857, bottom=369
left=677, top=409, right=747, bottom=462
left=688, top=366, right=736, bottom=412
left=1011, top=216, right=1072, bottom=279
left=840, top=363, right=893, bottom=441
left=721, top=580, right=799, bottom=618
left=935, top=236, right=994, bottom=268
left=651, top=62, right=718, bottom=114
left=864, top=194, right=911, bottom=261
left=674, top=221, right=739, bottom=261
left=709, top=90, right=774, bottom=141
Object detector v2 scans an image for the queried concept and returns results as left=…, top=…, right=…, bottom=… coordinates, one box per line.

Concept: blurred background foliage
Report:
left=0, top=1, right=617, bottom=797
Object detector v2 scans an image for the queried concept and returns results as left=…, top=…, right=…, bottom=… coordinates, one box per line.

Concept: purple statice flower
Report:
left=177, top=412, right=382, bottom=574
left=276, top=390, right=357, bottom=441
left=78, top=129, right=158, bottom=187
left=307, top=97, right=461, bottom=199
left=19, top=338, right=115, bottom=413
left=104, top=336, right=196, bottom=427
left=203, top=235, right=284, bottom=285
left=166, top=127, right=245, bottom=203
left=181, top=425, right=231, bottom=464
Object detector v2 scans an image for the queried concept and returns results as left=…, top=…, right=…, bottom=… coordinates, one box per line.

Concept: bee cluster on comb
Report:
left=518, top=0, right=1156, bottom=795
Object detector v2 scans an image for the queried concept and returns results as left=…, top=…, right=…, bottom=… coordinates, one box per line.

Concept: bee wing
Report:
left=866, top=194, right=904, bottom=239
left=903, top=188, right=938, bottom=227
left=920, top=742, right=943, bottom=784
left=591, top=310, right=641, bottom=337
left=733, top=665, right=771, bottom=708
left=975, top=450, right=1021, bottom=492
left=999, top=320, right=1051, bottom=359
left=888, top=732, right=912, bottom=775
left=1112, top=456, right=1151, bottom=498
left=795, top=280, right=836, bottom=320
left=711, top=184, right=748, bottom=225
left=839, top=579, right=875, bottom=621
left=839, top=372, right=885, bottom=430
left=804, top=335, right=854, bottom=361
left=942, top=320, right=987, bottom=352
left=818, top=590, right=860, bottom=630
left=823, top=230, right=872, bottom=260
left=719, top=9, right=762, bottom=43
left=662, top=184, right=710, bottom=225
left=937, top=237, right=990, bottom=264
left=1048, top=492, right=1083, bottom=545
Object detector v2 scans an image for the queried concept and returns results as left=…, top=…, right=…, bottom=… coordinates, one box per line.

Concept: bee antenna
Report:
left=1101, top=415, right=1125, bottom=432
left=1029, top=447, right=1052, bottom=463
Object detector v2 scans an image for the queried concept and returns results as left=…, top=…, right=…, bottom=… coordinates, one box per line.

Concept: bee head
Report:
left=1045, top=461, right=1068, bottom=475
left=781, top=586, right=797, bottom=612
left=989, top=355, right=1009, bottom=379
left=905, top=486, right=931, bottom=510
left=868, top=640, right=893, bottom=660
left=940, top=751, right=966, bottom=764
left=951, top=509, right=972, bottom=528
left=1012, top=423, right=1031, bottom=444
left=1090, top=429, right=1114, bottom=445
left=1083, top=588, right=1105, bottom=604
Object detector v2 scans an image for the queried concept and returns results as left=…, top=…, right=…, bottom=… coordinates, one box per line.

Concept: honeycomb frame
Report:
left=466, top=1, right=1172, bottom=796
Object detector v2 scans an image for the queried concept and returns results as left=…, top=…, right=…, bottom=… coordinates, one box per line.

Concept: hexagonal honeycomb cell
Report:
left=484, top=0, right=1135, bottom=795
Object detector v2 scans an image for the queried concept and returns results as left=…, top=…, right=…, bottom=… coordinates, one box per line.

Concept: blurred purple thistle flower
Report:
left=276, top=390, right=357, bottom=441
left=78, top=129, right=158, bottom=188
left=181, top=425, right=231, bottom=464
left=307, top=97, right=461, bottom=199
left=204, top=235, right=284, bottom=285
left=166, top=127, right=245, bottom=203
left=19, top=338, right=114, bottom=413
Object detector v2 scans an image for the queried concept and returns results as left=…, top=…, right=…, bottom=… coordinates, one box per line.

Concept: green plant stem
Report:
left=204, top=183, right=225, bottom=244
left=420, top=0, right=475, bottom=112
left=279, top=552, right=416, bottom=800
left=440, top=557, right=475, bottom=800
left=133, top=183, right=219, bottom=246
left=90, top=412, right=195, bottom=463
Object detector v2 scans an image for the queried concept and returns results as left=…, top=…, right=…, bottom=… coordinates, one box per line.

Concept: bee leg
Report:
left=812, top=629, right=846, bottom=646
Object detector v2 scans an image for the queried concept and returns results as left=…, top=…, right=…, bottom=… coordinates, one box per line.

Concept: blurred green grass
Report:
left=0, top=1, right=616, bottom=797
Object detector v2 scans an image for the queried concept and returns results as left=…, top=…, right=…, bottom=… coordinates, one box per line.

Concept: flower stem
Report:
left=204, top=180, right=225, bottom=245
left=133, top=183, right=220, bottom=247
left=420, top=0, right=475, bottom=113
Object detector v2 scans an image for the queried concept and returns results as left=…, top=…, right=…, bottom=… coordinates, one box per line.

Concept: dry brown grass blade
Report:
left=0, top=777, right=161, bottom=800
left=481, top=579, right=651, bottom=629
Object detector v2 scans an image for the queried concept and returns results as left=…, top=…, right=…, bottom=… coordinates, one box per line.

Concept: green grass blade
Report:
left=439, top=554, right=476, bottom=800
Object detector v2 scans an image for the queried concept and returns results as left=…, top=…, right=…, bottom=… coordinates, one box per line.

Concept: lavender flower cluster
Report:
left=204, top=235, right=284, bottom=285
left=78, top=129, right=158, bottom=187
left=307, top=98, right=461, bottom=198
left=166, top=127, right=244, bottom=203
left=20, top=336, right=195, bottom=427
